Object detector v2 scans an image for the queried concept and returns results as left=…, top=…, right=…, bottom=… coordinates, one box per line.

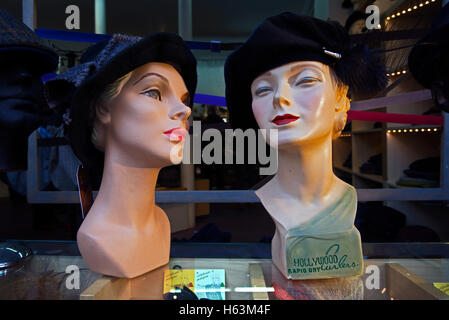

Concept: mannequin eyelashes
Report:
left=134, top=72, right=189, bottom=106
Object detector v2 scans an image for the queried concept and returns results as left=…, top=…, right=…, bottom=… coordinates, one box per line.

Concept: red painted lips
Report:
left=163, top=127, right=188, bottom=142
left=271, top=114, right=300, bottom=125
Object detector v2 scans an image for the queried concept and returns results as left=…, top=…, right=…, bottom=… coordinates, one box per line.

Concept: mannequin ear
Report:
left=333, top=85, right=350, bottom=140
left=95, top=102, right=111, bottom=125
left=334, top=85, right=350, bottom=112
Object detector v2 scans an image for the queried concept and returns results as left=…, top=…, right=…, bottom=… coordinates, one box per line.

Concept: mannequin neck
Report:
left=270, top=134, right=336, bottom=206
left=92, top=151, right=161, bottom=228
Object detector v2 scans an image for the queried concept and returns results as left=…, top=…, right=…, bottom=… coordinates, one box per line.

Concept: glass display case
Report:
left=0, top=241, right=447, bottom=300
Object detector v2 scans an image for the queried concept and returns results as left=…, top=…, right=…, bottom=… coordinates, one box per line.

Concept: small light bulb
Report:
left=415, top=129, right=419, bottom=132
left=402, top=10, right=406, bottom=14
left=421, top=129, right=425, bottom=132
left=393, top=130, right=397, bottom=133
left=398, top=130, right=402, bottom=133
left=397, top=12, right=401, bottom=16
left=408, top=8, right=412, bottom=12
left=402, top=70, right=406, bottom=74
left=425, top=1, right=429, bottom=4
left=434, top=128, right=438, bottom=131
left=392, top=14, right=396, bottom=18
left=420, top=3, right=423, bottom=7
left=387, top=17, right=391, bottom=20
left=413, top=6, right=418, bottom=9
left=428, top=129, right=431, bottom=132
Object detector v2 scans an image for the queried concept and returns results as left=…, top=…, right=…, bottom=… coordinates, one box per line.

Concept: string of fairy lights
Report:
left=386, top=68, right=407, bottom=77
left=339, top=127, right=441, bottom=137
left=384, top=0, right=439, bottom=78
left=387, top=127, right=440, bottom=134
left=385, top=0, right=438, bottom=21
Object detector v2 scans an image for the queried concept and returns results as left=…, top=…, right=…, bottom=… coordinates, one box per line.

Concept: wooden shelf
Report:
left=333, top=166, right=385, bottom=184
left=333, top=165, right=353, bottom=175
left=352, top=128, right=383, bottom=134
left=387, top=124, right=442, bottom=130
left=353, top=171, right=385, bottom=184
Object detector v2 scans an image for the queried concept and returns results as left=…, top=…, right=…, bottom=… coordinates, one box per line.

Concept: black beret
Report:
left=225, top=12, right=387, bottom=130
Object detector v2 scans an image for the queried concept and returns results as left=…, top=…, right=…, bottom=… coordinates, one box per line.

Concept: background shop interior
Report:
left=1, top=0, right=449, bottom=244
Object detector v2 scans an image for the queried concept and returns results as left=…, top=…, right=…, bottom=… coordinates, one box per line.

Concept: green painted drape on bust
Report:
left=285, top=185, right=363, bottom=279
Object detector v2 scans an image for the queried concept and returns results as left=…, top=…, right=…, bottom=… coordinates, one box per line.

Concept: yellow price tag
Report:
left=433, top=282, right=449, bottom=296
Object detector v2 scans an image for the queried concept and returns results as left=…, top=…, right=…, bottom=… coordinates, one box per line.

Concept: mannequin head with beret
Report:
left=225, top=12, right=385, bottom=280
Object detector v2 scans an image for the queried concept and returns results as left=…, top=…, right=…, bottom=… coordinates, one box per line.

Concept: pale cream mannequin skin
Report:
left=77, top=62, right=191, bottom=278
left=251, top=61, right=352, bottom=276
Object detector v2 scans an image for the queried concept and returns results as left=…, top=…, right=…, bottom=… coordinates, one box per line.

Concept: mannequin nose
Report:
left=170, top=102, right=191, bottom=122
left=274, top=84, right=292, bottom=108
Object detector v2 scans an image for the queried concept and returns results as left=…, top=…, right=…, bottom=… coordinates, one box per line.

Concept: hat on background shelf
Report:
left=408, top=3, right=449, bottom=112
left=0, top=5, right=57, bottom=74
left=225, top=12, right=388, bottom=130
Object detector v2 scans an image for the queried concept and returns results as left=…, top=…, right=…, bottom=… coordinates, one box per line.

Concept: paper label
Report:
left=163, top=269, right=226, bottom=300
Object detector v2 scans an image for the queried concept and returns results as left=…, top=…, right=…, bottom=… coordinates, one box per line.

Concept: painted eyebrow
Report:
left=289, top=63, right=324, bottom=74
left=135, top=72, right=189, bottom=103
left=133, top=72, right=169, bottom=86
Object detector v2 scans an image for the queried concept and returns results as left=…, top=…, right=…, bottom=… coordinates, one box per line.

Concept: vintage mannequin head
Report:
left=225, top=13, right=386, bottom=138
left=250, top=60, right=349, bottom=148
left=90, top=62, right=191, bottom=168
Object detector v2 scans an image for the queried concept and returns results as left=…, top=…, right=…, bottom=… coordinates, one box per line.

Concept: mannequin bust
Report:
left=77, top=62, right=191, bottom=278
left=251, top=60, right=363, bottom=279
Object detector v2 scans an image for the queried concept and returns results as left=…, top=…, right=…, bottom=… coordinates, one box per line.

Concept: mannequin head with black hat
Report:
left=409, top=3, right=449, bottom=112
left=46, top=33, right=197, bottom=278
left=225, top=12, right=387, bottom=280
left=0, top=6, right=58, bottom=171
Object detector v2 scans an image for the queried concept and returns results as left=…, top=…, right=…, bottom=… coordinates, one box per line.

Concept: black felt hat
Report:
left=225, top=12, right=387, bottom=130
left=408, top=3, right=449, bottom=89
left=0, top=5, right=57, bottom=74
left=46, top=33, right=197, bottom=169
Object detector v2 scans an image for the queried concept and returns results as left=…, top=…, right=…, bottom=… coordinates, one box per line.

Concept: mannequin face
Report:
left=0, top=51, right=48, bottom=170
left=0, top=52, right=46, bottom=133
left=251, top=61, right=348, bottom=148
left=100, top=62, right=191, bottom=167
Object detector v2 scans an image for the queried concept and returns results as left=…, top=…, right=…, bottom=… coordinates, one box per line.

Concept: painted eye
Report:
left=295, top=77, right=318, bottom=86
left=255, top=87, right=273, bottom=97
left=144, top=89, right=161, bottom=101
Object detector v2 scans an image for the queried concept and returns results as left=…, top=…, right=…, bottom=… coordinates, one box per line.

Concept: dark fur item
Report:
left=335, top=43, right=388, bottom=97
